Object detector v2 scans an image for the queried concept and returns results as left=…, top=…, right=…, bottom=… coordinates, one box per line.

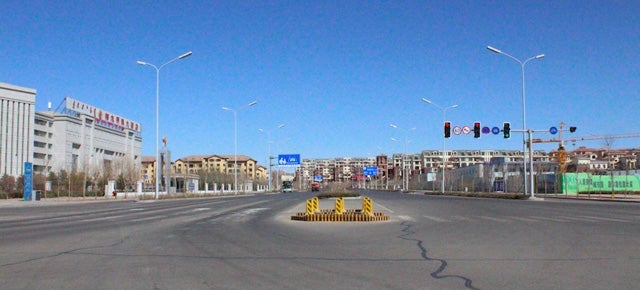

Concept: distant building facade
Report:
left=32, top=97, right=142, bottom=177
left=141, top=154, right=267, bottom=189
left=0, top=82, right=36, bottom=177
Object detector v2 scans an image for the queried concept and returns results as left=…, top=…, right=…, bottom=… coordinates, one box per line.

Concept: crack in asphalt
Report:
left=398, top=221, right=480, bottom=290
left=0, top=237, right=128, bottom=268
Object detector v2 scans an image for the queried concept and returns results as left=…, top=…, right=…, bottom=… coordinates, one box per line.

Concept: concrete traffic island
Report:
left=291, top=197, right=389, bottom=222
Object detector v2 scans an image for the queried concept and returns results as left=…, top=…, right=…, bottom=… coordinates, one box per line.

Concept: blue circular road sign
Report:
left=549, top=126, right=558, bottom=135
left=491, top=127, right=500, bottom=135
left=481, top=126, right=491, bottom=134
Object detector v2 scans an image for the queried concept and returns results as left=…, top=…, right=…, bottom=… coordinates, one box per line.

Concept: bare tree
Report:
left=0, top=174, right=16, bottom=198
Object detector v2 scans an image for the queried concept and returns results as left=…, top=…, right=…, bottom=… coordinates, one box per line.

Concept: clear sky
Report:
left=2, top=1, right=639, bottom=165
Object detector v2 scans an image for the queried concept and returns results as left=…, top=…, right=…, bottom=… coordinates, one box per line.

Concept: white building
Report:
left=33, top=97, right=142, bottom=177
left=0, top=83, right=36, bottom=177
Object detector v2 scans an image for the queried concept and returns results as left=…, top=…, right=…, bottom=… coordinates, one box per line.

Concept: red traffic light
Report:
left=444, top=121, right=451, bottom=138
left=473, top=122, right=481, bottom=138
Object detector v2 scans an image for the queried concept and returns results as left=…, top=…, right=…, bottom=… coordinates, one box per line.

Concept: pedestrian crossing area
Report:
left=411, top=214, right=640, bottom=224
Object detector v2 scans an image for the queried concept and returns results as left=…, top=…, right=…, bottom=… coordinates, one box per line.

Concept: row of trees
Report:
left=0, top=157, right=142, bottom=199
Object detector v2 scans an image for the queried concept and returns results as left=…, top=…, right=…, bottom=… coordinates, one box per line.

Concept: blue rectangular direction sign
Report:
left=278, top=154, right=301, bottom=166
left=363, top=166, right=378, bottom=176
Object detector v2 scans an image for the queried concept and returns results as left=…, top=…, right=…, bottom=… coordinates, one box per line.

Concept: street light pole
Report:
left=259, top=124, right=285, bottom=192
left=487, top=45, right=544, bottom=198
left=137, top=51, right=192, bottom=200
left=422, top=98, right=458, bottom=193
left=222, top=101, right=258, bottom=195
left=390, top=124, right=416, bottom=191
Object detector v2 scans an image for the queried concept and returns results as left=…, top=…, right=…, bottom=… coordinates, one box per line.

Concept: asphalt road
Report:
left=1, top=192, right=639, bottom=289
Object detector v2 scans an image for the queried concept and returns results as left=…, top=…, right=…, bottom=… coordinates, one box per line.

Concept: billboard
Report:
left=65, top=97, right=141, bottom=132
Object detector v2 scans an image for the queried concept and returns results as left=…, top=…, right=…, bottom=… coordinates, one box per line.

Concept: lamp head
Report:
left=178, top=51, right=193, bottom=59
left=487, top=46, right=502, bottom=54
left=421, top=98, right=432, bottom=104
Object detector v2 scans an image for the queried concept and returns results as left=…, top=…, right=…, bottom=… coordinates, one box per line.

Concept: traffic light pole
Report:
left=513, top=128, right=559, bottom=199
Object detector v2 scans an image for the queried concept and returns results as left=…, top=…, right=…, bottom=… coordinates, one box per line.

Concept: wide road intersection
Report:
left=1, top=192, right=639, bottom=289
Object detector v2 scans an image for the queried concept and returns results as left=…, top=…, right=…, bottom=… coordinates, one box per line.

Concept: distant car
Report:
left=311, top=182, right=320, bottom=192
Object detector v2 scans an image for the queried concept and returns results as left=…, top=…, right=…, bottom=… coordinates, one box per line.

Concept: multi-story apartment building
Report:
left=0, top=82, right=36, bottom=177
left=299, top=149, right=552, bottom=185
left=174, top=154, right=259, bottom=178
left=550, top=146, right=640, bottom=172
left=299, top=156, right=383, bottom=183
left=142, top=154, right=267, bottom=188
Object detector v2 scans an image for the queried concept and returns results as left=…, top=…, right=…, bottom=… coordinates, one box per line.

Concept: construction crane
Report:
left=532, top=122, right=640, bottom=172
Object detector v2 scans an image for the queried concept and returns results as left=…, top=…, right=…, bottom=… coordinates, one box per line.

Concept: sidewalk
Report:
left=0, top=190, right=270, bottom=208
left=0, top=196, right=122, bottom=207
left=537, top=193, right=640, bottom=203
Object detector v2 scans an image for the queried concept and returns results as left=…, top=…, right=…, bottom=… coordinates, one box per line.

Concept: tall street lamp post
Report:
left=487, top=45, right=544, bottom=198
left=137, top=51, right=192, bottom=200
left=222, top=101, right=258, bottom=195
left=390, top=124, right=416, bottom=191
left=422, top=98, right=458, bottom=194
left=259, top=124, right=285, bottom=192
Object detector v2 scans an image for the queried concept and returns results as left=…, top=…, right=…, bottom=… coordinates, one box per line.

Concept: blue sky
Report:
left=2, top=1, right=639, bottom=164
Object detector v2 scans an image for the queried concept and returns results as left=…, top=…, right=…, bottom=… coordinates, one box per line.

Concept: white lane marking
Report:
left=479, top=216, right=510, bottom=223
left=507, top=216, right=539, bottom=222
left=576, top=215, right=630, bottom=223
left=131, top=215, right=171, bottom=223
left=192, top=208, right=210, bottom=212
left=79, top=216, right=119, bottom=222
left=397, top=215, right=415, bottom=222
left=531, top=216, right=571, bottom=223
left=451, top=215, right=473, bottom=222
left=423, top=215, right=448, bottom=222
left=373, top=202, right=394, bottom=213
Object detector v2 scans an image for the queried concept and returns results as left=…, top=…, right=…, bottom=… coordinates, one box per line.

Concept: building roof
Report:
left=141, top=156, right=156, bottom=163
left=217, top=155, right=255, bottom=162
left=177, top=155, right=210, bottom=162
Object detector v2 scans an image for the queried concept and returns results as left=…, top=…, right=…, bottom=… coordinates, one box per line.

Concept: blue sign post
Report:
left=278, top=154, right=301, bottom=166
left=23, top=162, right=33, bottom=201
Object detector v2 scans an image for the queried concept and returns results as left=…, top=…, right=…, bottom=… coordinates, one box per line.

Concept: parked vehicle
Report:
left=311, top=182, right=320, bottom=192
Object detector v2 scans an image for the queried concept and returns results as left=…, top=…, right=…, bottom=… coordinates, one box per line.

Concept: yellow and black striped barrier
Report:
left=291, top=197, right=389, bottom=222
left=306, top=197, right=319, bottom=215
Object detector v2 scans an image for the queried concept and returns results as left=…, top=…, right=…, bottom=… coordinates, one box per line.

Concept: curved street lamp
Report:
left=259, top=124, right=285, bottom=192
left=487, top=45, right=544, bottom=198
left=422, top=98, right=458, bottom=193
left=137, top=51, right=192, bottom=200
left=222, top=101, right=258, bottom=195
left=390, top=124, right=416, bottom=191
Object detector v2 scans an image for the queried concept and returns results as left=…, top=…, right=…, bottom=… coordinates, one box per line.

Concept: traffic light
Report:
left=503, top=122, right=510, bottom=139
left=444, top=121, right=451, bottom=138
left=473, top=122, right=481, bottom=138
left=569, top=126, right=577, bottom=133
